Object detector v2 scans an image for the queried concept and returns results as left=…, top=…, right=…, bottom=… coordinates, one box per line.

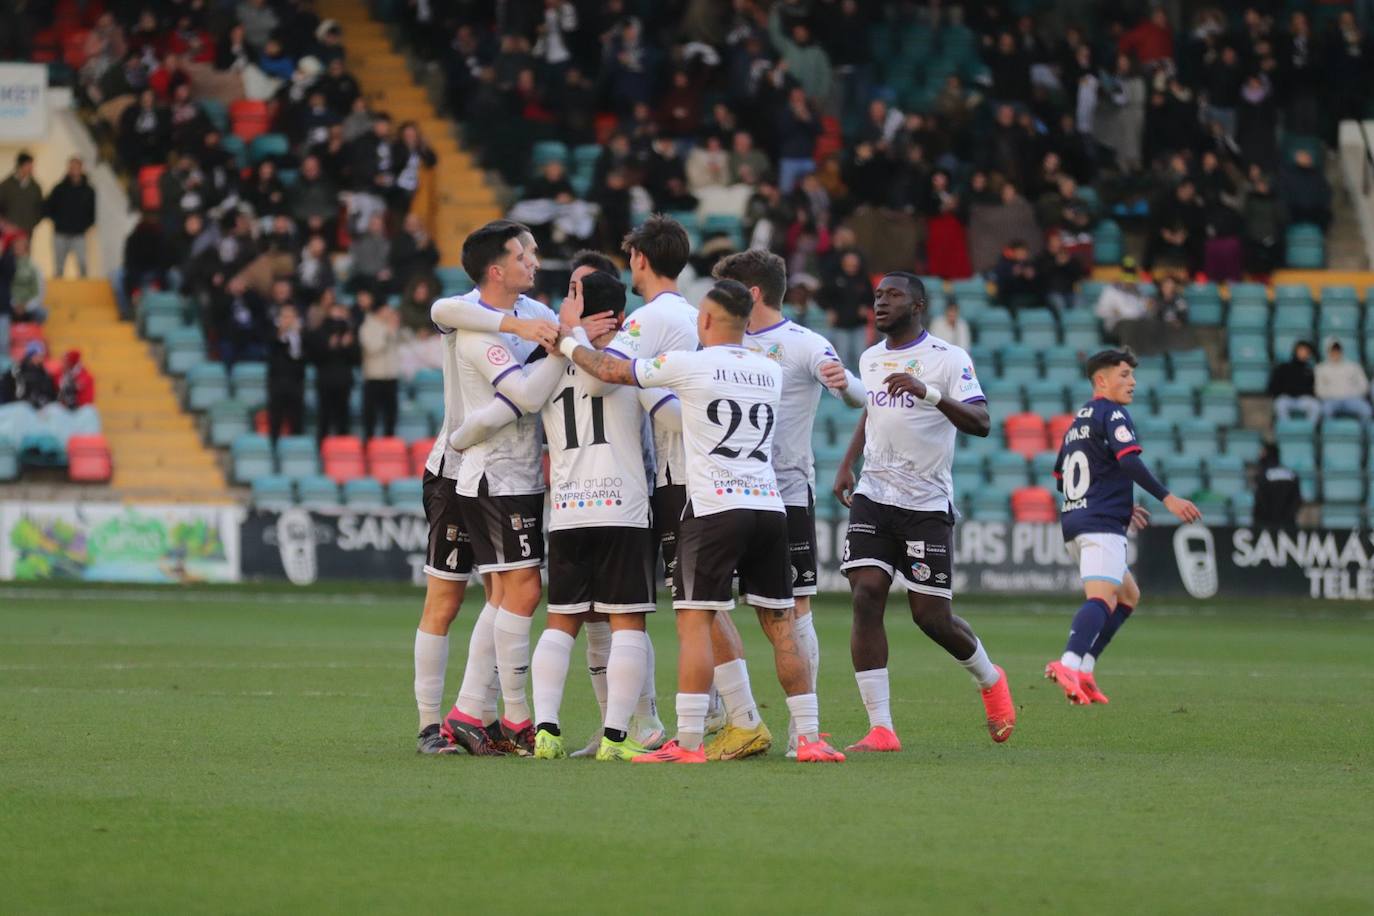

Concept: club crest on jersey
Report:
left=486, top=345, right=510, bottom=366
left=903, top=358, right=923, bottom=376
left=761, top=343, right=784, bottom=363
left=911, top=562, right=932, bottom=582
left=1114, top=425, right=1135, bottom=443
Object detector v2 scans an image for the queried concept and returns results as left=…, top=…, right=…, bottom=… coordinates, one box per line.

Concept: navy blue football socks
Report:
left=1088, top=602, right=1133, bottom=660
left=1065, top=598, right=1112, bottom=657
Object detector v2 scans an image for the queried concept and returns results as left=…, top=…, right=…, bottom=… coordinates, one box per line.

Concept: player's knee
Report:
left=502, top=569, right=543, bottom=612
left=908, top=595, right=953, bottom=632
left=420, top=578, right=464, bottom=630
left=850, top=576, right=887, bottom=614
left=1120, top=577, right=1141, bottom=608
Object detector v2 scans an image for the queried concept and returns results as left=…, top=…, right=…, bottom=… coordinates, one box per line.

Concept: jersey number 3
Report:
left=1062, top=451, right=1091, bottom=501
left=553, top=389, right=608, bottom=450
left=707, top=398, right=774, bottom=461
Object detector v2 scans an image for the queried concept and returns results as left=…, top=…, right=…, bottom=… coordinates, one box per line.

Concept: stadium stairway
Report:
left=43, top=280, right=231, bottom=502
left=317, top=0, right=502, bottom=266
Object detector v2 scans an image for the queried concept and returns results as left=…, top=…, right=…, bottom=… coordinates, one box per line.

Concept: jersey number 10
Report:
left=1062, top=451, right=1091, bottom=501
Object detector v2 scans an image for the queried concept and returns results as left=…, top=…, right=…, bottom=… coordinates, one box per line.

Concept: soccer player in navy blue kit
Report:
left=1046, top=349, right=1202, bottom=705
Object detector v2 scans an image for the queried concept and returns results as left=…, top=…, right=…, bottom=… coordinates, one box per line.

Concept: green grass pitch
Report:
left=2, top=585, right=1372, bottom=914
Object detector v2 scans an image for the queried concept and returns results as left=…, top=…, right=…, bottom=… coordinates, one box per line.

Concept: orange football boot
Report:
left=845, top=725, right=902, bottom=752
left=1077, top=671, right=1110, bottom=704
left=1045, top=660, right=1093, bottom=705
left=631, top=740, right=707, bottom=764
left=796, top=734, right=846, bottom=762
left=980, top=665, right=1016, bottom=742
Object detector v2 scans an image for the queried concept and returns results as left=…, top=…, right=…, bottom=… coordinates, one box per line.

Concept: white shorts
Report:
left=1067, top=533, right=1129, bottom=586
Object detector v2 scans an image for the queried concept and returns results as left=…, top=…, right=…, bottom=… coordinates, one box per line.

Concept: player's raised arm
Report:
left=431, top=296, right=559, bottom=349
left=559, top=329, right=639, bottom=386
left=833, top=408, right=866, bottom=507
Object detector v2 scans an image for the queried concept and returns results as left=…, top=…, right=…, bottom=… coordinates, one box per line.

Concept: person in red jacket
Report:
left=54, top=349, right=95, bottom=408
left=1118, top=8, right=1174, bottom=66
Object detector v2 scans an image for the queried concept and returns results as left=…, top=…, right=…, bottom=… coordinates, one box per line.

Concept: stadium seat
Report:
left=67, top=434, right=112, bottom=482
left=1206, top=454, right=1246, bottom=494
left=981, top=379, right=1023, bottom=417
left=1018, top=311, right=1058, bottom=348
left=208, top=400, right=251, bottom=447
left=1229, top=282, right=1269, bottom=307
left=1285, top=224, right=1324, bottom=268
left=1186, top=283, right=1223, bottom=324
left=386, top=477, right=423, bottom=507
left=230, top=361, right=268, bottom=407
left=1320, top=285, right=1360, bottom=308
left=952, top=451, right=985, bottom=482
left=1023, top=379, right=1068, bottom=414
left=1230, top=490, right=1256, bottom=523
left=251, top=474, right=295, bottom=507
left=229, top=99, right=270, bottom=142
left=0, top=438, right=16, bottom=481
left=278, top=435, right=320, bottom=478
left=988, top=451, right=1030, bottom=489
left=187, top=364, right=230, bottom=411
left=977, top=310, right=1015, bottom=349
left=249, top=132, right=289, bottom=164
left=1223, top=427, right=1263, bottom=460
left=297, top=475, right=341, bottom=507
left=1161, top=455, right=1204, bottom=498
left=1199, top=382, right=1239, bottom=426
left=365, top=436, right=411, bottom=484
left=998, top=343, right=1037, bottom=377
left=1046, top=413, right=1076, bottom=447
left=321, top=435, right=365, bottom=484
left=1030, top=450, right=1059, bottom=486
left=343, top=477, right=386, bottom=508
left=435, top=266, right=473, bottom=295
left=1319, top=302, right=1361, bottom=338
left=396, top=399, right=432, bottom=442
left=1321, top=503, right=1365, bottom=528
left=1175, top=418, right=1218, bottom=458
left=1322, top=468, right=1365, bottom=503
left=409, top=438, right=436, bottom=476
left=531, top=140, right=569, bottom=168
left=411, top=368, right=443, bottom=400
left=164, top=327, right=206, bottom=375
left=1154, top=381, right=1194, bottom=416
left=1227, top=301, right=1269, bottom=332
left=232, top=434, right=275, bottom=483
left=1322, top=416, right=1364, bottom=444
left=1170, top=348, right=1210, bottom=383
left=1135, top=415, right=1174, bottom=447
left=969, top=488, right=1013, bottom=522
left=1011, top=486, right=1057, bottom=522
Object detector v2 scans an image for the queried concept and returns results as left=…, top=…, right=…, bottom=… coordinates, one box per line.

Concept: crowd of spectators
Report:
left=1268, top=337, right=1374, bottom=424
left=406, top=0, right=1365, bottom=338
left=31, top=0, right=449, bottom=441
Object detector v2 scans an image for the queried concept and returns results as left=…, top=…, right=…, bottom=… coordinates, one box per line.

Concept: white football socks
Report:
left=413, top=629, right=448, bottom=730
left=855, top=667, right=893, bottom=730
left=675, top=692, right=711, bottom=751
left=606, top=630, right=649, bottom=734
left=455, top=602, right=499, bottom=720
left=530, top=628, right=574, bottom=729
left=794, top=611, right=820, bottom=691
left=785, top=693, right=820, bottom=742
left=958, top=639, right=1001, bottom=690
left=634, top=631, right=659, bottom=720
left=714, top=658, right=761, bottom=728
left=1080, top=653, right=1097, bottom=674
left=492, top=608, right=533, bottom=725
left=584, top=620, right=611, bottom=721
left=1060, top=651, right=1083, bottom=671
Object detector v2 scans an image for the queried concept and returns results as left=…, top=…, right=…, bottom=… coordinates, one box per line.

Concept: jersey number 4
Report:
left=1062, top=451, right=1091, bottom=501
left=707, top=398, right=774, bottom=461
left=553, top=389, right=609, bottom=449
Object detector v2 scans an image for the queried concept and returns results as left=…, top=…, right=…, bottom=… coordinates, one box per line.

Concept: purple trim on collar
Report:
left=491, top=364, right=520, bottom=386
left=494, top=392, right=520, bottom=417
left=477, top=298, right=503, bottom=313
left=886, top=330, right=928, bottom=351
left=746, top=318, right=789, bottom=336
left=643, top=290, right=679, bottom=306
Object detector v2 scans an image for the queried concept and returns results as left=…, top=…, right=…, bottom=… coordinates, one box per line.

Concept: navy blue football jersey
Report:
left=1054, top=397, right=1143, bottom=539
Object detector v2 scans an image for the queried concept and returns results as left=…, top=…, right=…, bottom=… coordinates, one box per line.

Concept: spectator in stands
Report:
left=993, top=240, right=1046, bottom=315
left=1268, top=340, right=1321, bottom=424
left=347, top=213, right=393, bottom=295
left=686, top=134, right=730, bottom=191
left=44, top=157, right=96, bottom=278
left=287, top=155, right=338, bottom=242
left=8, top=236, right=45, bottom=324
left=1145, top=179, right=1206, bottom=274
left=238, top=0, right=280, bottom=51
left=349, top=112, right=397, bottom=203
left=267, top=304, right=307, bottom=442
left=1314, top=339, right=1372, bottom=421
left=1279, top=149, right=1331, bottom=231
left=1253, top=443, right=1301, bottom=528
left=295, top=235, right=335, bottom=306
left=819, top=248, right=871, bottom=370
left=970, top=182, right=1041, bottom=275
left=777, top=87, right=821, bottom=192
left=120, top=209, right=169, bottom=319
left=359, top=298, right=400, bottom=440
left=1094, top=260, right=1148, bottom=333
left=767, top=4, right=833, bottom=103
left=214, top=276, right=269, bottom=368
left=55, top=350, right=95, bottom=409
left=399, top=276, right=438, bottom=334
left=1242, top=165, right=1286, bottom=276
left=729, top=130, right=770, bottom=185
left=0, top=342, right=56, bottom=408
left=0, top=153, right=43, bottom=236
left=929, top=301, right=972, bottom=351
left=1038, top=232, right=1086, bottom=314
left=392, top=121, right=437, bottom=214
left=118, top=89, right=171, bottom=170
left=308, top=297, right=360, bottom=440
left=1095, top=53, right=1146, bottom=174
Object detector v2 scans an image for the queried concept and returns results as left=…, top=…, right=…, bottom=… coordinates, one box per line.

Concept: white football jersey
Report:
left=743, top=318, right=845, bottom=506
left=633, top=345, right=784, bottom=517
left=425, top=292, right=554, bottom=480
left=606, top=291, right=699, bottom=488
left=542, top=362, right=666, bottom=531
left=853, top=330, right=986, bottom=513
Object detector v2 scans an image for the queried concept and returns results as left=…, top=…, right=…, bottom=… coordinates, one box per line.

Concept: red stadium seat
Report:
left=138, top=164, right=165, bottom=211
left=1010, top=486, right=1057, bottom=523
left=62, top=29, right=90, bottom=69
left=1047, top=413, right=1076, bottom=449
left=1004, top=413, right=1049, bottom=460
left=409, top=438, right=435, bottom=476
left=68, top=434, right=112, bottom=482
left=321, top=435, right=365, bottom=484
left=9, top=323, right=46, bottom=363
left=366, top=436, right=410, bottom=484
left=229, top=99, right=271, bottom=142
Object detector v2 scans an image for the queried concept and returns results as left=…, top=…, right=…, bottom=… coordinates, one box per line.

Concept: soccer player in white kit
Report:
left=560, top=279, right=846, bottom=763
left=833, top=272, right=1017, bottom=750
left=445, top=270, right=678, bottom=761
left=709, top=250, right=866, bottom=758
left=414, top=223, right=557, bottom=755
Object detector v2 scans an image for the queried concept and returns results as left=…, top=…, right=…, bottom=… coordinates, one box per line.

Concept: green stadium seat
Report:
left=1133, top=364, right=1167, bottom=392
left=531, top=140, right=569, bottom=168
left=232, top=434, right=275, bottom=483
left=1206, top=454, right=1246, bottom=494
left=1223, top=427, right=1263, bottom=460
left=1199, top=382, right=1239, bottom=426
left=1274, top=284, right=1313, bottom=307
left=249, top=132, right=289, bottom=164
left=1229, top=282, right=1269, bottom=307
left=1322, top=417, right=1365, bottom=443
left=1321, top=503, right=1365, bottom=528
left=1193, top=493, right=1230, bottom=520
left=230, top=361, right=268, bottom=408
left=386, top=477, right=423, bottom=507
left=186, top=364, right=230, bottom=411
left=297, top=474, right=341, bottom=507
left=976, top=310, right=1015, bottom=350
left=981, top=379, right=1024, bottom=417
left=1230, top=489, right=1255, bottom=523
left=343, top=477, right=386, bottom=508
left=1162, top=455, right=1204, bottom=498
left=969, top=488, right=1013, bottom=522
left=1321, top=285, right=1360, bottom=307
left=988, top=452, right=1030, bottom=490
left=1170, top=348, right=1209, bottom=375
left=1176, top=418, right=1219, bottom=458
left=1154, top=381, right=1194, bottom=415
left=278, top=436, right=321, bottom=478
left=250, top=474, right=294, bottom=507
left=1319, top=303, right=1361, bottom=338
left=207, top=400, right=251, bottom=447
left=1030, top=450, right=1059, bottom=486
left=435, top=266, right=473, bottom=296
left=1227, top=302, right=1269, bottom=332
left=1228, top=331, right=1269, bottom=363
left=141, top=310, right=184, bottom=341
left=1322, top=468, right=1365, bottom=502
left=396, top=399, right=432, bottom=442
left=998, top=343, right=1037, bottom=377
left=1018, top=311, right=1058, bottom=348
left=1024, top=379, right=1068, bottom=413
left=1231, top=361, right=1271, bottom=393
left=960, top=431, right=1002, bottom=456
left=1135, top=416, right=1175, bottom=447
left=411, top=368, right=444, bottom=400
left=165, top=327, right=206, bottom=376
left=953, top=452, right=985, bottom=482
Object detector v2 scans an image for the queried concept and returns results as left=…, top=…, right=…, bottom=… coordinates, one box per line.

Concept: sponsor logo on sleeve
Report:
left=486, top=345, right=511, bottom=366
left=1114, top=425, right=1135, bottom=443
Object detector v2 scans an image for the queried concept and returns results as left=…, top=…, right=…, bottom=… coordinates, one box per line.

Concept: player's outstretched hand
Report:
left=819, top=360, right=848, bottom=391
left=883, top=372, right=926, bottom=400
left=833, top=464, right=856, bottom=508
left=1164, top=494, right=1203, bottom=524
left=1129, top=504, right=1151, bottom=532
left=509, top=316, right=560, bottom=351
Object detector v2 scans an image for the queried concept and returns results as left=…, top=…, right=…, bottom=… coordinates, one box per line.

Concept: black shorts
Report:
left=422, top=470, right=473, bottom=582
left=841, top=494, right=954, bottom=598
left=786, top=493, right=819, bottom=597
left=652, top=483, right=687, bottom=587
left=672, top=503, right=793, bottom=611
left=456, top=482, right=545, bottom=574
left=547, top=526, right=656, bottom=615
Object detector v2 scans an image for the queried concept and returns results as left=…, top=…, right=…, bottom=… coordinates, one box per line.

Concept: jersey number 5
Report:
left=553, top=389, right=608, bottom=450
left=1062, top=451, right=1091, bottom=501
left=707, top=398, right=774, bottom=461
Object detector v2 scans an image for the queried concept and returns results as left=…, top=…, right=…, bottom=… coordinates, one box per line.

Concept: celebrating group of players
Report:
left=409, top=213, right=1202, bottom=764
